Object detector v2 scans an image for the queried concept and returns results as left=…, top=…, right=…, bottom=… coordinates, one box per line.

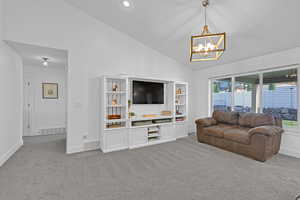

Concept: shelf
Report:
left=175, top=120, right=186, bottom=123
left=175, top=104, right=185, bottom=106
left=106, top=91, right=127, bottom=94
left=107, top=105, right=126, bottom=108
left=104, top=127, right=127, bottom=131
left=148, top=133, right=160, bottom=138
left=130, top=115, right=173, bottom=122
left=176, top=94, right=186, bottom=96
left=105, top=119, right=126, bottom=123
left=131, top=122, right=173, bottom=129
left=148, top=130, right=159, bottom=133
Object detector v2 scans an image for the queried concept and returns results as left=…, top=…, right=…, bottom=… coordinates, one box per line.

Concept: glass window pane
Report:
left=212, top=78, right=232, bottom=112
left=233, top=74, right=260, bottom=113
left=262, top=68, right=298, bottom=128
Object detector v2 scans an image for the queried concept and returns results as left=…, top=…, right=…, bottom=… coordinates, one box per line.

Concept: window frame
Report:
left=209, top=65, right=300, bottom=131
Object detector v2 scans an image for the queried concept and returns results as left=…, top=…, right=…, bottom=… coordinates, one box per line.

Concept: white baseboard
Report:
left=84, top=140, right=100, bottom=152
left=176, top=135, right=188, bottom=139
left=280, top=148, right=300, bottom=159
left=25, top=132, right=65, bottom=137
left=102, top=146, right=128, bottom=153
left=66, top=145, right=84, bottom=154
left=129, top=138, right=176, bottom=150
left=0, top=140, right=23, bottom=167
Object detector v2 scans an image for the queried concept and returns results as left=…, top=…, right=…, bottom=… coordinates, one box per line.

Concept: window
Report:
left=212, top=78, right=232, bottom=112
left=211, top=67, right=299, bottom=129
left=262, top=69, right=298, bottom=128
left=233, top=74, right=260, bottom=113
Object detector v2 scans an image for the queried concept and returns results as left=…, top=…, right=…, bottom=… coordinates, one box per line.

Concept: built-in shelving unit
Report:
left=175, top=82, right=188, bottom=123
left=99, top=76, right=188, bottom=153
left=147, top=126, right=160, bottom=142
left=103, top=77, right=128, bottom=130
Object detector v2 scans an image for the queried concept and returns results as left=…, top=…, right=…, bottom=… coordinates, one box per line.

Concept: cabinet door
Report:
left=104, top=129, right=128, bottom=152
left=174, top=123, right=188, bottom=138
left=129, top=128, right=147, bottom=147
left=161, top=125, right=175, bottom=140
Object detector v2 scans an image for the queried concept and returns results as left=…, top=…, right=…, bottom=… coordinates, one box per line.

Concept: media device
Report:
left=133, top=81, right=164, bottom=104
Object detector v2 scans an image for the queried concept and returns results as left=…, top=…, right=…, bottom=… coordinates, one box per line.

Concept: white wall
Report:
left=23, top=65, right=66, bottom=136
left=0, top=0, right=23, bottom=166
left=192, top=47, right=300, bottom=158
left=3, top=0, right=192, bottom=153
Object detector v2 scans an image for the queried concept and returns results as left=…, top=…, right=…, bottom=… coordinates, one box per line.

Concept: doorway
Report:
left=7, top=41, right=68, bottom=153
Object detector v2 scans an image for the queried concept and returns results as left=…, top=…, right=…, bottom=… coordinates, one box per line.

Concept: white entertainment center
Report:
left=99, top=75, right=188, bottom=153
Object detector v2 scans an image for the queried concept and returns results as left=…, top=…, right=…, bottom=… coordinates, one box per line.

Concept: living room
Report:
left=0, top=0, right=300, bottom=199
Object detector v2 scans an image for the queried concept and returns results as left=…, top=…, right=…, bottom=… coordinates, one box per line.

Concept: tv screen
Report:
left=133, top=81, right=164, bottom=104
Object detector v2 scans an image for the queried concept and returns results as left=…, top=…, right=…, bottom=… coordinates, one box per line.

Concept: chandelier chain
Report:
left=202, top=0, right=209, bottom=26
left=204, top=5, right=207, bottom=26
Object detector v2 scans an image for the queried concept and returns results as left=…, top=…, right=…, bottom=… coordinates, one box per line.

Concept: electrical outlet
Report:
left=83, top=132, right=88, bottom=140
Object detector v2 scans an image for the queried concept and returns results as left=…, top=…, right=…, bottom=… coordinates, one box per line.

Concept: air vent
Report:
left=38, top=127, right=66, bottom=135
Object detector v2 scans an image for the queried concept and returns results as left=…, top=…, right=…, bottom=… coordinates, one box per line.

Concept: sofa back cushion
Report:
left=212, top=111, right=239, bottom=125
left=238, top=112, right=275, bottom=128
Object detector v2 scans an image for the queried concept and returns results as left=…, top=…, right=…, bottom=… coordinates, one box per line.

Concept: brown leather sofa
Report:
left=195, top=111, right=284, bottom=162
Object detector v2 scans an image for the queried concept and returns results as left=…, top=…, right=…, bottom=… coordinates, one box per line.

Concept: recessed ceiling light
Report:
left=122, top=0, right=131, bottom=8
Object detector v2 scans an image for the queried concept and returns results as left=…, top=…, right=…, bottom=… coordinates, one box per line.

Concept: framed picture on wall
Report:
left=42, top=83, right=58, bottom=99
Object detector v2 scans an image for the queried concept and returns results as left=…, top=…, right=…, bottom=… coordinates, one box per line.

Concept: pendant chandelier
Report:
left=190, top=0, right=226, bottom=62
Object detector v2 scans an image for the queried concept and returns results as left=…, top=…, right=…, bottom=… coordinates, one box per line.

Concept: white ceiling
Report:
left=6, top=41, right=68, bottom=69
left=64, top=0, right=300, bottom=69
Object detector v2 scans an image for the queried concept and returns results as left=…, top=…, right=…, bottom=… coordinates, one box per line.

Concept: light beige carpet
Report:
left=0, top=134, right=300, bottom=200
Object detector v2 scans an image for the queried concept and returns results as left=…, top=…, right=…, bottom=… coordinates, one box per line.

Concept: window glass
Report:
left=262, top=69, right=298, bottom=128
left=212, top=78, right=232, bottom=112
left=233, top=74, right=260, bottom=113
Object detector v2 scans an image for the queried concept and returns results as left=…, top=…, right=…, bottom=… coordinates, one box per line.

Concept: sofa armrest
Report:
left=248, top=126, right=284, bottom=137
left=195, top=117, right=217, bottom=127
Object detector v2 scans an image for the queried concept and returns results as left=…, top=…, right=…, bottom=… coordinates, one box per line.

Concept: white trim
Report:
left=102, top=146, right=128, bottom=153
left=208, top=79, right=212, bottom=116
left=176, top=135, right=188, bottom=139
left=280, top=148, right=300, bottom=159
left=66, top=145, right=84, bottom=154
left=84, top=140, right=100, bottom=152
left=36, top=125, right=66, bottom=130
left=283, top=130, right=300, bottom=137
left=129, top=138, right=176, bottom=149
left=298, top=67, right=300, bottom=128
left=0, top=140, right=23, bottom=167
left=209, top=63, right=300, bottom=80
left=231, top=77, right=235, bottom=111
left=127, top=76, right=173, bottom=83
left=258, top=73, right=263, bottom=113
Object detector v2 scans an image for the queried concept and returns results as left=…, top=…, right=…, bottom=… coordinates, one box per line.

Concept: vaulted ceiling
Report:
left=64, top=0, right=300, bottom=69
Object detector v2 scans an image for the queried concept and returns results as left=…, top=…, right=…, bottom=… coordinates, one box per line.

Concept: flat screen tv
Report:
left=133, top=81, right=164, bottom=104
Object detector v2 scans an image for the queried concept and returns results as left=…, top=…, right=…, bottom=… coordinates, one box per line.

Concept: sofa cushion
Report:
left=248, top=126, right=284, bottom=137
left=238, top=112, right=275, bottom=128
left=203, top=124, right=233, bottom=138
left=224, top=127, right=251, bottom=145
left=195, top=117, right=217, bottom=127
left=213, top=111, right=239, bottom=125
